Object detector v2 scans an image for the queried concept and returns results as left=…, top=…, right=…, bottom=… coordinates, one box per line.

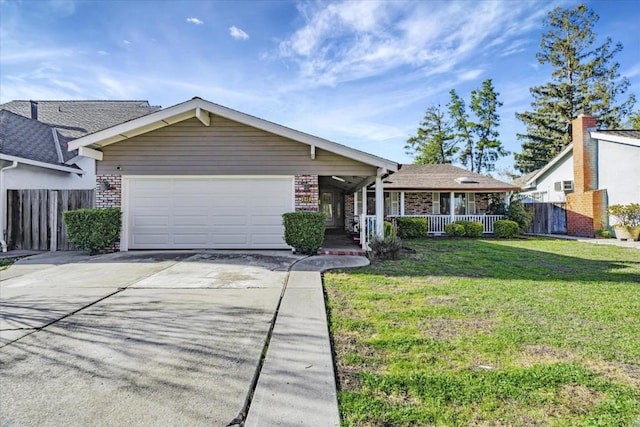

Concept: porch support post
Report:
left=360, top=186, right=368, bottom=249
left=400, top=191, right=405, bottom=216
left=375, top=172, right=384, bottom=237
left=450, top=191, right=455, bottom=222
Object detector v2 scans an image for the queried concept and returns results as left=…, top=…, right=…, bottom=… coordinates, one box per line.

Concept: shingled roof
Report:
left=0, top=110, right=74, bottom=165
left=0, top=100, right=160, bottom=139
left=0, top=100, right=160, bottom=169
left=383, top=164, right=520, bottom=191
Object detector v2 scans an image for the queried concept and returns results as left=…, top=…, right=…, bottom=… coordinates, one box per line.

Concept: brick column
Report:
left=96, top=174, right=122, bottom=208
left=294, top=175, right=319, bottom=211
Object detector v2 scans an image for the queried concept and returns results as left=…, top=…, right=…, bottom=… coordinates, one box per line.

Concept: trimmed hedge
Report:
left=396, top=217, right=428, bottom=239
left=445, top=222, right=466, bottom=237
left=458, top=220, right=483, bottom=238
left=446, top=220, right=483, bottom=238
left=494, top=220, right=519, bottom=238
left=282, top=211, right=326, bottom=255
left=63, top=208, right=122, bottom=255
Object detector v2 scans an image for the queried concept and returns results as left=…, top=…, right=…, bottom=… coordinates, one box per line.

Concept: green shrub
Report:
left=368, top=236, right=402, bottom=260
left=595, top=229, right=612, bottom=239
left=395, top=217, right=428, bottom=239
left=507, top=197, right=533, bottom=232
left=63, top=208, right=122, bottom=255
left=282, top=211, right=326, bottom=255
left=445, top=222, right=465, bottom=237
left=384, top=220, right=397, bottom=238
left=494, top=220, right=520, bottom=238
left=453, top=220, right=483, bottom=237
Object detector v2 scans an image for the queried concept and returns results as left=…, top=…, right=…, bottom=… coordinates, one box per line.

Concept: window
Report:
left=434, top=192, right=477, bottom=215
left=366, top=191, right=400, bottom=215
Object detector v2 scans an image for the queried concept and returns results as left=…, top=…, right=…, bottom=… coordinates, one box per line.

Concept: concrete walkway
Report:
left=1, top=250, right=369, bottom=426
left=245, top=255, right=368, bottom=427
left=533, top=234, right=640, bottom=249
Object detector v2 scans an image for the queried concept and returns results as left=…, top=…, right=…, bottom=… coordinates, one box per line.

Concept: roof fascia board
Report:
left=0, top=154, right=85, bottom=174
left=68, top=101, right=199, bottom=150
left=590, top=131, right=640, bottom=147
left=383, top=187, right=519, bottom=192
left=526, top=143, right=573, bottom=186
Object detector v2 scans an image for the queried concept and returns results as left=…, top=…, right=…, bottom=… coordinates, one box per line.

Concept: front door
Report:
left=320, top=191, right=343, bottom=228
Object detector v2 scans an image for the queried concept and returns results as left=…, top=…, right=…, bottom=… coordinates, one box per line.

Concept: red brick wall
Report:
left=404, top=192, right=433, bottom=215
left=294, top=175, right=319, bottom=211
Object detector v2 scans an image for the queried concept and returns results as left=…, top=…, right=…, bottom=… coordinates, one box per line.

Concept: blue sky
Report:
left=1, top=0, right=638, bottom=175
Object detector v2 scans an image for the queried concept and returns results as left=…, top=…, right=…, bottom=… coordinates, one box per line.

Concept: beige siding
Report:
left=98, top=116, right=377, bottom=176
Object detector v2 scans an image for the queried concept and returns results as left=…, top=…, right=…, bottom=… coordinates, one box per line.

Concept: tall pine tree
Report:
left=448, top=79, right=507, bottom=174
left=514, top=4, right=635, bottom=173
left=405, top=105, right=458, bottom=164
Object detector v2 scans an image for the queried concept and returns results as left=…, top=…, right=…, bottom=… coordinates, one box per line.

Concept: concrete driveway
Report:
left=0, top=251, right=300, bottom=426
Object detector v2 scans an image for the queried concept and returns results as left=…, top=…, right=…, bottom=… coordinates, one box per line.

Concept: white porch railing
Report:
left=362, top=215, right=506, bottom=245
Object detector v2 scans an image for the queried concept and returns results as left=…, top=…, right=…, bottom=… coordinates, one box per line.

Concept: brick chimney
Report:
left=566, top=113, right=607, bottom=237
left=571, top=113, right=598, bottom=193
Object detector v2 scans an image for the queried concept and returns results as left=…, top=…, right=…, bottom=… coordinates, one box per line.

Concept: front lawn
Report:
left=324, top=238, right=640, bottom=426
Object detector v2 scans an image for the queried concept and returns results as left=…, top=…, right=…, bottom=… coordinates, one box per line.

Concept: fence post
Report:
left=49, top=191, right=58, bottom=251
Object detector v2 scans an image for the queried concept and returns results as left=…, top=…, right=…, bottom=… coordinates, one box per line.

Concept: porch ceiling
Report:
left=318, top=175, right=372, bottom=193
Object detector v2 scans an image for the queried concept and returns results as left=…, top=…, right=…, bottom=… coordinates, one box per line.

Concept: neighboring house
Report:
left=345, top=164, right=520, bottom=235
left=0, top=100, right=159, bottom=250
left=519, top=114, right=640, bottom=237
left=67, top=97, right=398, bottom=250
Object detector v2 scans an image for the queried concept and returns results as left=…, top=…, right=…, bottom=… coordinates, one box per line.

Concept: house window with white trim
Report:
left=433, top=192, right=477, bottom=215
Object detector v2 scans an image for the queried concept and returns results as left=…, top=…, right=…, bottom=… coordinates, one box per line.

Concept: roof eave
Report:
left=590, top=131, right=640, bottom=147
left=0, top=154, right=85, bottom=174
left=382, top=186, right=520, bottom=192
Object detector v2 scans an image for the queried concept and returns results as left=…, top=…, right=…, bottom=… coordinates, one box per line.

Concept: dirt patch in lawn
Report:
left=519, top=345, right=640, bottom=389
left=418, top=317, right=495, bottom=340
left=557, top=384, right=605, bottom=415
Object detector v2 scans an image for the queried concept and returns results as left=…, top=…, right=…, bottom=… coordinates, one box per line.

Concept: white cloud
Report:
left=97, top=50, right=109, bottom=55
left=186, top=17, right=203, bottom=25
left=122, top=39, right=131, bottom=45
left=229, top=26, right=249, bottom=40
left=276, top=1, right=550, bottom=87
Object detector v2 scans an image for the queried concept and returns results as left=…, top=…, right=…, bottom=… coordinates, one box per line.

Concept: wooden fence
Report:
left=526, top=202, right=567, bottom=234
left=6, top=190, right=95, bottom=251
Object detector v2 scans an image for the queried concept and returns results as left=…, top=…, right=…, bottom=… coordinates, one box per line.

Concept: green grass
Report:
left=0, top=258, right=16, bottom=271
left=324, top=238, right=640, bottom=426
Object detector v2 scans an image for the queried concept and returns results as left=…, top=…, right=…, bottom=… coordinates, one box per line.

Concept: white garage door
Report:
left=125, top=176, right=294, bottom=249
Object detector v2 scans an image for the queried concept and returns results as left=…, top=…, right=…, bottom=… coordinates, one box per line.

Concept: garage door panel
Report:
left=133, top=234, right=171, bottom=245
left=133, top=216, right=170, bottom=227
left=127, top=177, right=293, bottom=249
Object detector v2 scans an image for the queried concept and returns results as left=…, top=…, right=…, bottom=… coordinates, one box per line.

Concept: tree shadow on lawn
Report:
left=364, top=238, right=640, bottom=284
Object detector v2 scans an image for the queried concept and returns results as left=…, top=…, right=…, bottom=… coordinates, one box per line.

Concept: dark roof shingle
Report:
left=0, top=110, right=64, bottom=165
left=0, top=100, right=160, bottom=139
left=0, top=100, right=160, bottom=167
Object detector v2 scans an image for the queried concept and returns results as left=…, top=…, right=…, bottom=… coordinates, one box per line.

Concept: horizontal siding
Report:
left=98, top=116, right=377, bottom=176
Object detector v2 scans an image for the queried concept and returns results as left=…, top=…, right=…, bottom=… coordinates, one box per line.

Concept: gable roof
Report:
left=67, top=97, right=398, bottom=172
left=0, top=100, right=160, bottom=139
left=0, top=110, right=81, bottom=173
left=383, top=164, right=520, bottom=191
